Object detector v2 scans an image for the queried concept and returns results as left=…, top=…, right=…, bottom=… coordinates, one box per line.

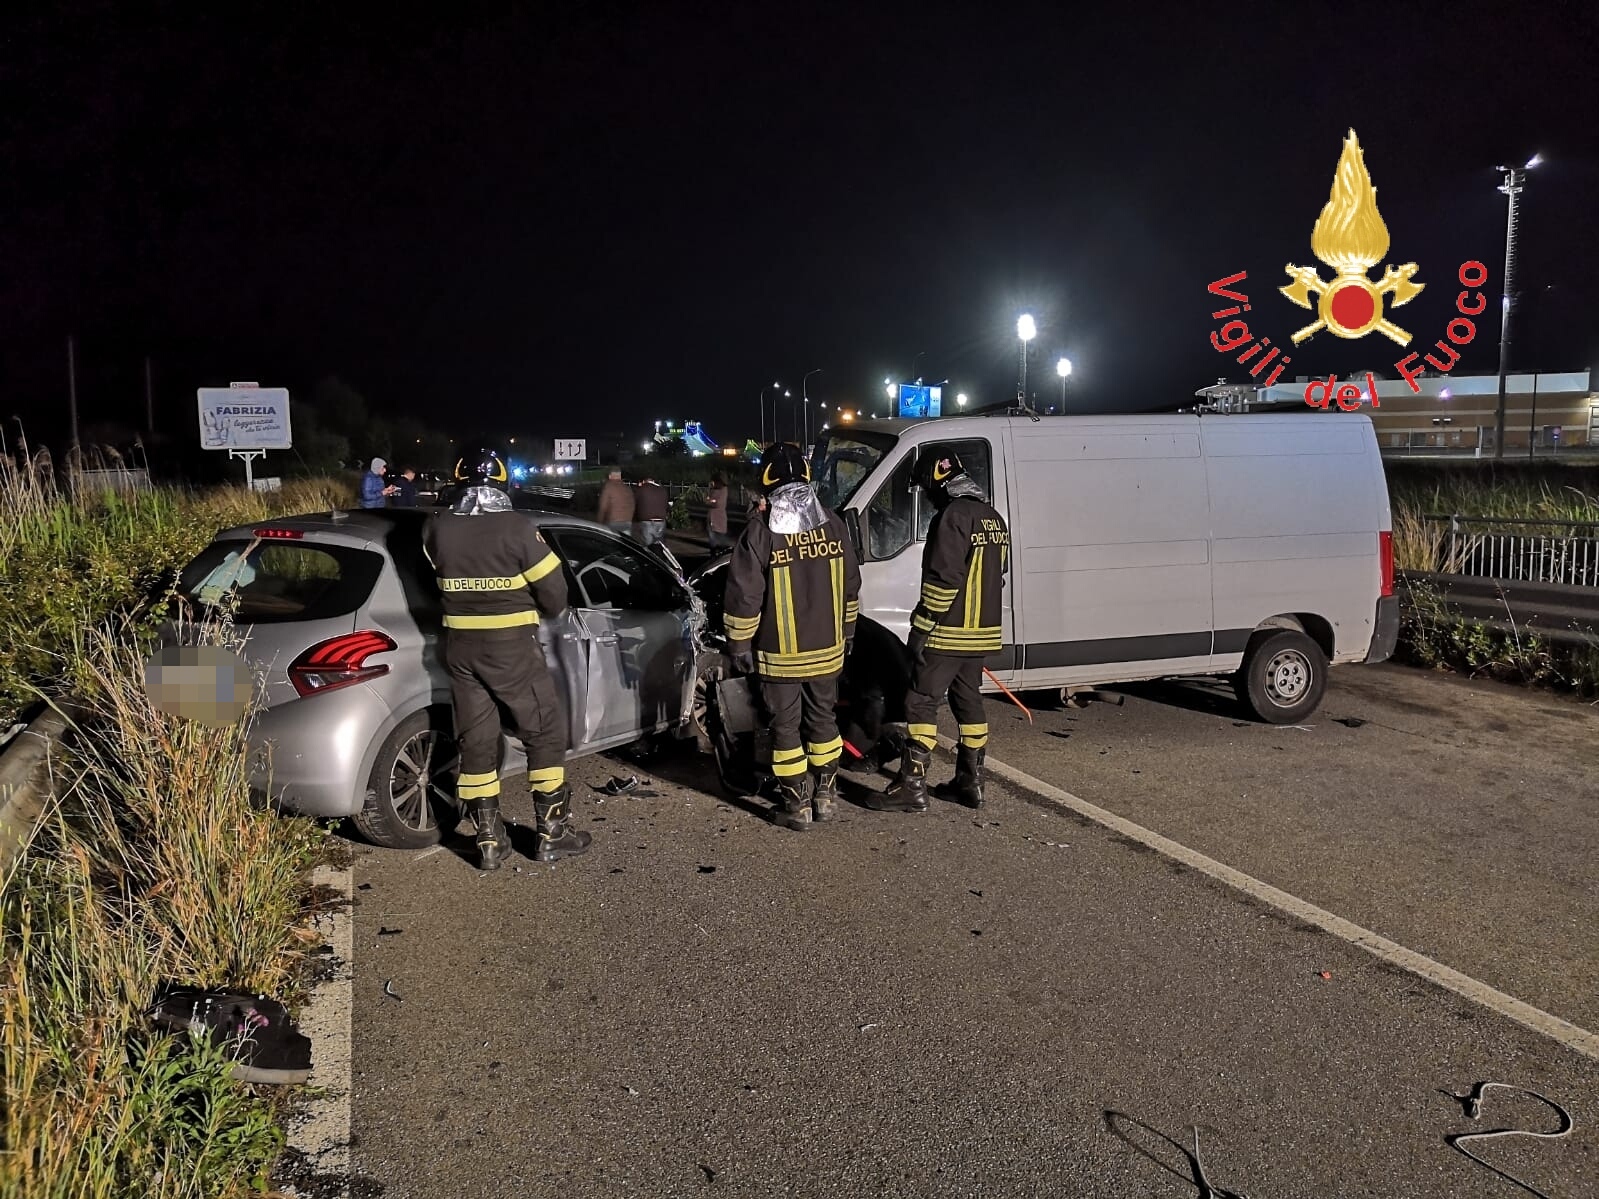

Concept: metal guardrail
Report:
left=1424, top=514, right=1599, bottom=589
left=1398, top=569, right=1599, bottom=647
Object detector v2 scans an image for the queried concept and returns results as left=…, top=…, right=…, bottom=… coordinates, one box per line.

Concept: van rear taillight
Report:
left=289, top=631, right=396, bottom=698
left=254, top=527, right=303, bottom=540
left=1379, top=530, right=1394, bottom=597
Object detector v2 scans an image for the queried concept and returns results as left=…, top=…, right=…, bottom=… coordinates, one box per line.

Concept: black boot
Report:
left=873, top=742, right=930, bottom=813
left=472, top=798, right=512, bottom=871
left=533, top=787, right=592, bottom=862
left=770, top=778, right=813, bottom=831
left=933, top=745, right=986, bottom=808
left=811, top=764, right=839, bottom=822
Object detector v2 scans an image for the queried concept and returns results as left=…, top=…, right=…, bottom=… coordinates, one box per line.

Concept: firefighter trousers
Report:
left=904, top=652, right=988, bottom=754
left=442, top=628, right=568, bottom=802
left=760, top=675, right=842, bottom=781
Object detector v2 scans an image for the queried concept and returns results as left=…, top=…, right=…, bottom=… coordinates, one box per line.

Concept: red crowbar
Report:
left=984, top=668, right=1033, bottom=724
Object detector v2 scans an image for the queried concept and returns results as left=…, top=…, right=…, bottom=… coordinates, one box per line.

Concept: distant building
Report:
left=1198, top=370, right=1596, bottom=455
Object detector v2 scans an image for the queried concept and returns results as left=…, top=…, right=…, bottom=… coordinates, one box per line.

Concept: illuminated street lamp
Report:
left=1017, top=314, right=1037, bottom=409
left=956, top=392, right=968, bottom=409
left=1492, top=152, right=1542, bottom=459
left=759, top=381, right=782, bottom=446
left=1056, top=357, right=1072, bottom=408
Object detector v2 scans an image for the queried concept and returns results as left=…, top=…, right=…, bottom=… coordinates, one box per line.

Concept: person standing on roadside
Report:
left=706, top=474, right=731, bottom=550
left=597, top=468, right=635, bottom=534
left=722, top=443, right=861, bottom=830
left=423, top=447, right=591, bottom=871
left=635, top=474, right=668, bottom=546
left=360, top=458, right=397, bottom=509
left=872, top=448, right=1009, bottom=813
left=391, top=467, right=419, bottom=508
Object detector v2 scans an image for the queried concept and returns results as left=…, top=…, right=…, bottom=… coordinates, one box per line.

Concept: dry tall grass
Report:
left=0, top=616, right=323, bottom=1198
left=0, top=452, right=353, bottom=724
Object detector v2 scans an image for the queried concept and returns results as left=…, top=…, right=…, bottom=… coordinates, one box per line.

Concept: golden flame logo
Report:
left=1281, top=129, right=1423, bottom=345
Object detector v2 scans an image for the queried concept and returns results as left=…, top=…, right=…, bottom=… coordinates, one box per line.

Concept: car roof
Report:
left=210, top=505, right=617, bottom=547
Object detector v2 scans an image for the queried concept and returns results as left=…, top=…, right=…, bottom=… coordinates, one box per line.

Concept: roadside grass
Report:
left=1386, top=463, right=1599, bottom=573
left=0, top=454, right=349, bottom=1196
left=1, top=615, right=327, bottom=1198
left=0, top=450, right=353, bottom=726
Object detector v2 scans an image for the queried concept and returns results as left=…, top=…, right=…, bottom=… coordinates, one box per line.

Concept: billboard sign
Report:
left=896, top=384, right=942, bottom=419
left=197, top=387, right=292, bottom=450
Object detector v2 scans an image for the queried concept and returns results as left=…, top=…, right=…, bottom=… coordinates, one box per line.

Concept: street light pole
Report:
left=1016, top=314, right=1036, bottom=411
left=802, top=368, right=823, bottom=444
left=1493, top=153, right=1540, bottom=460
left=1057, top=356, right=1072, bottom=410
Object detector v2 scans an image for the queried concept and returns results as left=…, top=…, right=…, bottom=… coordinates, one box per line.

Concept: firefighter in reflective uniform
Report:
left=422, top=448, right=591, bottom=870
left=873, top=448, right=1009, bottom=813
left=722, top=443, right=862, bottom=830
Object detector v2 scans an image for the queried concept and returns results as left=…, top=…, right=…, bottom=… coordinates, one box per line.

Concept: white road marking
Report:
left=284, top=861, right=355, bottom=1197
left=955, top=737, right=1599, bottom=1063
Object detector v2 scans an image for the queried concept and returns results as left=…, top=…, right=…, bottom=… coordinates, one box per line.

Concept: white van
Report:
left=810, top=410, right=1399, bottom=724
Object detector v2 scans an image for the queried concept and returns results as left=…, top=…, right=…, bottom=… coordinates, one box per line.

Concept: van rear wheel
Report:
left=1234, top=629, right=1327, bottom=725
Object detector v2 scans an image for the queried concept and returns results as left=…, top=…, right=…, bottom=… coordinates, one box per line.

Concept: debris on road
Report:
left=383, top=979, right=403, bottom=1003
left=598, top=775, right=640, bottom=795
left=1319, top=971, right=1332, bottom=980
left=858, top=1023, right=879, bottom=1033
left=624, top=1085, right=639, bottom=1097
left=357, top=882, right=373, bottom=891
left=1335, top=716, right=1367, bottom=728
left=698, top=865, right=717, bottom=874
left=1447, top=1081, right=1573, bottom=1199
left=377, top=926, right=403, bottom=937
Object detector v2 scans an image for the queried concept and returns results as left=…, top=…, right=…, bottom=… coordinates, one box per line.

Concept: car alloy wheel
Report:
left=389, top=727, right=458, bottom=833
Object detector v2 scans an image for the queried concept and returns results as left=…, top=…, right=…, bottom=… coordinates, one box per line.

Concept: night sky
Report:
left=4, top=2, right=1597, bottom=452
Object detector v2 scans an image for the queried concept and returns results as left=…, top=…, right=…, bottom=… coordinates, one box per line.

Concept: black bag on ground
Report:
left=148, top=983, right=312, bottom=1085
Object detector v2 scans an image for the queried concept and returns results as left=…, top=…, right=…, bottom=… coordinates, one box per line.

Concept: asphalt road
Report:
left=344, top=664, right=1599, bottom=1197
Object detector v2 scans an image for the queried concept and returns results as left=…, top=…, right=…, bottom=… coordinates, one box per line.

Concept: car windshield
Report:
left=811, top=429, right=898, bottom=510
left=178, top=539, right=385, bottom=624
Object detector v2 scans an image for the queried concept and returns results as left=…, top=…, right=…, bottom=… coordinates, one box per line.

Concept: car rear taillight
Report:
left=254, top=527, right=304, bottom=540
left=1379, top=530, right=1394, bottom=597
left=289, top=631, right=396, bottom=698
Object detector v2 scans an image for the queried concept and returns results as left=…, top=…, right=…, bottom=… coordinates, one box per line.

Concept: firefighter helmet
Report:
left=911, top=447, right=965, bottom=495
left=453, top=447, right=510, bottom=490
left=758, top=442, right=811, bottom=492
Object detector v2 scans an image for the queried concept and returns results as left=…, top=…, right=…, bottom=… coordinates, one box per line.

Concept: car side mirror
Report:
left=842, top=509, right=864, bottom=561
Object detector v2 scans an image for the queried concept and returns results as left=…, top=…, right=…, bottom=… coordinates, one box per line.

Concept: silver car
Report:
left=172, top=508, right=708, bottom=848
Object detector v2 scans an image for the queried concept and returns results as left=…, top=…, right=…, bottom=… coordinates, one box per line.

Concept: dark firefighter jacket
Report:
left=422, top=512, right=568, bottom=636
left=723, top=510, right=862, bottom=680
left=909, top=496, right=1009, bottom=656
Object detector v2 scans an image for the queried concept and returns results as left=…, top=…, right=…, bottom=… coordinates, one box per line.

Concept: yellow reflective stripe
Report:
left=774, top=566, right=797, bottom=655
left=772, top=757, right=810, bottom=777
left=907, top=722, right=939, bottom=749
left=805, top=737, right=842, bottom=756
left=457, top=769, right=501, bottom=800
left=440, top=575, right=526, bottom=592
left=443, top=610, right=538, bottom=629
left=529, top=769, right=565, bottom=795
left=960, top=735, right=989, bottom=748
left=964, top=548, right=984, bottom=628
left=929, top=624, right=1002, bottom=640
left=831, top=556, right=845, bottom=641
left=761, top=639, right=846, bottom=664
left=911, top=614, right=937, bottom=633
left=921, top=582, right=957, bottom=600
left=522, top=552, right=561, bottom=584
left=725, top=613, right=760, bottom=638
left=772, top=746, right=806, bottom=762
left=807, top=744, right=843, bottom=766
left=844, top=601, right=860, bottom=620
left=757, top=654, right=845, bottom=679
left=957, top=724, right=989, bottom=737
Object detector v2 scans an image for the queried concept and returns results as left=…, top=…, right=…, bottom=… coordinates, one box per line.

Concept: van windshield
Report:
left=811, top=429, right=899, bottom=511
